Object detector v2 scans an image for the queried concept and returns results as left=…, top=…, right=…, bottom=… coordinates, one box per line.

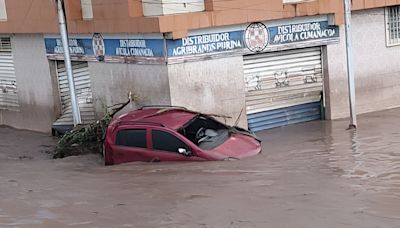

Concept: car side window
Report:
left=152, top=130, right=189, bottom=153
left=116, top=129, right=147, bottom=148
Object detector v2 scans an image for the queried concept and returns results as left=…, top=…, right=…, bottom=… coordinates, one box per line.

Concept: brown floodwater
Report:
left=1, top=108, right=400, bottom=228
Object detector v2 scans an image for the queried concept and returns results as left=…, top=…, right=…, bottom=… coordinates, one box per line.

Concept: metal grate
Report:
left=0, top=37, right=11, bottom=52
left=244, top=47, right=323, bottom=131
left=53, top=61, right=95, bottom=126
left=243, top=47, right=323, bottom=114
left=0, top=37, right=19, bottom=111
left=386, top=6, right=400, bottom=46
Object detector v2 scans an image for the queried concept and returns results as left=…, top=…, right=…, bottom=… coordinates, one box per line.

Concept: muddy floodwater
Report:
left=1, top=109, right=400, bottom=228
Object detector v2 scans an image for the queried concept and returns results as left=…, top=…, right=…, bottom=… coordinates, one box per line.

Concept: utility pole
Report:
left=343, top=0, right=357, bottom=128
left=57, top=0, right=82, bottom=126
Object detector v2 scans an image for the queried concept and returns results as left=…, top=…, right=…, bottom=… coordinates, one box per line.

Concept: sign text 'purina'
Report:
left=168, top=31, right=244, bottom=57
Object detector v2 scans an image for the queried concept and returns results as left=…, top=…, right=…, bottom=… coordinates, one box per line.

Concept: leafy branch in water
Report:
left=53, top=94, right=134, bottom=159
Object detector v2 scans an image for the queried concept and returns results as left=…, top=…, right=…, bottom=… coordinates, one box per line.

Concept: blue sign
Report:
left=103, top=39, right=164, bottom=57
left=167, top=31, right=244, bottom=57
left=44, top=37, right=164, bottom=59
left=44, top=21, right=339, bottom=61
left=267, top=21, right=339, bottom=45
left=168, top=21, right=339, bottom=57
left=45, top=38, right=93, bottom=56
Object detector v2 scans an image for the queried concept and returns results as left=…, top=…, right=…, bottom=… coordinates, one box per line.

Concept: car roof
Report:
left=116, top=108, right=198, bottom=130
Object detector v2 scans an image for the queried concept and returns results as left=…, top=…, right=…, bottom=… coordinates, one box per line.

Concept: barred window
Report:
left=386, top=6, right=400, bottom=46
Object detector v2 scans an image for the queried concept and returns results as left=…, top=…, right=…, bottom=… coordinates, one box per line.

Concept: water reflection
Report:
left=324, top=112, right=400, bottom=198
left=258, top=110, right=400, bottom=199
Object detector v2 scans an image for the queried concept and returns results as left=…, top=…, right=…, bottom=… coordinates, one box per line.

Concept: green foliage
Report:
left=52, top=93, right=137, bottom=159
left=53, top=107, right=113, bottom=159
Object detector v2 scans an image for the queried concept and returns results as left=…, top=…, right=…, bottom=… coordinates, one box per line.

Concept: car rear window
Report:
left=116, top=129, right=147, bottom=148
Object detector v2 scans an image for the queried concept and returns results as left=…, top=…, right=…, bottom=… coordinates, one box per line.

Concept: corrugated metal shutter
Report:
left=244, top=47, right=323, bottom=132
left=0, top=37, right=19, bottom=111
left=53, top=61, right=96, bottom=126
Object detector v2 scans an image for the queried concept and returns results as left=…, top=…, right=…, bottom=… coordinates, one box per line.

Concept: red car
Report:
left=103, top=106, right=261, bottom=165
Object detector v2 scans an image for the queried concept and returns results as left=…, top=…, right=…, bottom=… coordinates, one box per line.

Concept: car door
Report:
left=110, top=127, right=153, bottom=164
left=149, top=129, right=204, bottom=161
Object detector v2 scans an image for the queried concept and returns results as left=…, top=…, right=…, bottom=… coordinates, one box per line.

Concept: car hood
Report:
left=199, top=133, right=261, bottom=160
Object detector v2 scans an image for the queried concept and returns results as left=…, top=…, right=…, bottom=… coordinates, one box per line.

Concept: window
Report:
left=152, top=130, right=189, bottom=153
left=142, top=0, right=205, bottom=17
left=81, top=0, right=93, bottom=20
left=386, top=6, right=400, bottom=46
left=0, top=0, right=7, bottom=21
left=283, top=0, right=315, bottom=4
left=116, top=129, right=147, bottom=148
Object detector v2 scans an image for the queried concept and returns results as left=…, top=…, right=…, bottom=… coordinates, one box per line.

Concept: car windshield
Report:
left=179, top=115, right=230, bottom=150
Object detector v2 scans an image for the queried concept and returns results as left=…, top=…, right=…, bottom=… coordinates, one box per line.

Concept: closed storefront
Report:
left=0, top=37, right=19, bottom=111
left=244, top=46, right=324, bottom=132
left=166, top=16, right=338, bottom=132
left=52, top=61, right=95, bottom=131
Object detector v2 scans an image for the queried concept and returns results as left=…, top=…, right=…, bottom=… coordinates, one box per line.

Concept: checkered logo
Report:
left=244, top=22, right=269, bottom=52
left=92, top=33, right=105, bottom=61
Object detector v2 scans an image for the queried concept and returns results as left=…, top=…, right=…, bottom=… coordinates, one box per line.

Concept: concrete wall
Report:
left=168, top=56, right=248, bottom=128
left=88, top=62, right=171, bottom=118
left=0, top=34, right=58, bottom=133
left=325, top=25, right=348, bottom=120
left=326, top=8, right=400, bottom=119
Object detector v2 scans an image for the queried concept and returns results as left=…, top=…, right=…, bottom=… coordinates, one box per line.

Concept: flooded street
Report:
left=1, top=109, right=400, bottom=228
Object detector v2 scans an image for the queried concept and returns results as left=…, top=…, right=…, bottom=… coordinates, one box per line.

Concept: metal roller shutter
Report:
left=53, top=61, right=96, bottom=126
left=0, top=37, right=19, bottom=111
left=244, top=47, right=323, bottom=132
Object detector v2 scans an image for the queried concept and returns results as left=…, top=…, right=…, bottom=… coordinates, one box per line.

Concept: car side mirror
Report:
left=178, top=148, right=192, bottom=157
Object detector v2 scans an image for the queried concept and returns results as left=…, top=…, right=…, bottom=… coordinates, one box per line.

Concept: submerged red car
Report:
left=103, top=106, right=261, bottom=165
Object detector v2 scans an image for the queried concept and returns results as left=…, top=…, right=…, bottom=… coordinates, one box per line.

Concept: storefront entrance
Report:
left=244, top=47, right=324, bottom=132
left=52, top=61, right=96, bottom=133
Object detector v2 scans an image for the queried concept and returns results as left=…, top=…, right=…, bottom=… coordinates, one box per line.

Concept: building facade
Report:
left=0, top=0, right=400, bottom=133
